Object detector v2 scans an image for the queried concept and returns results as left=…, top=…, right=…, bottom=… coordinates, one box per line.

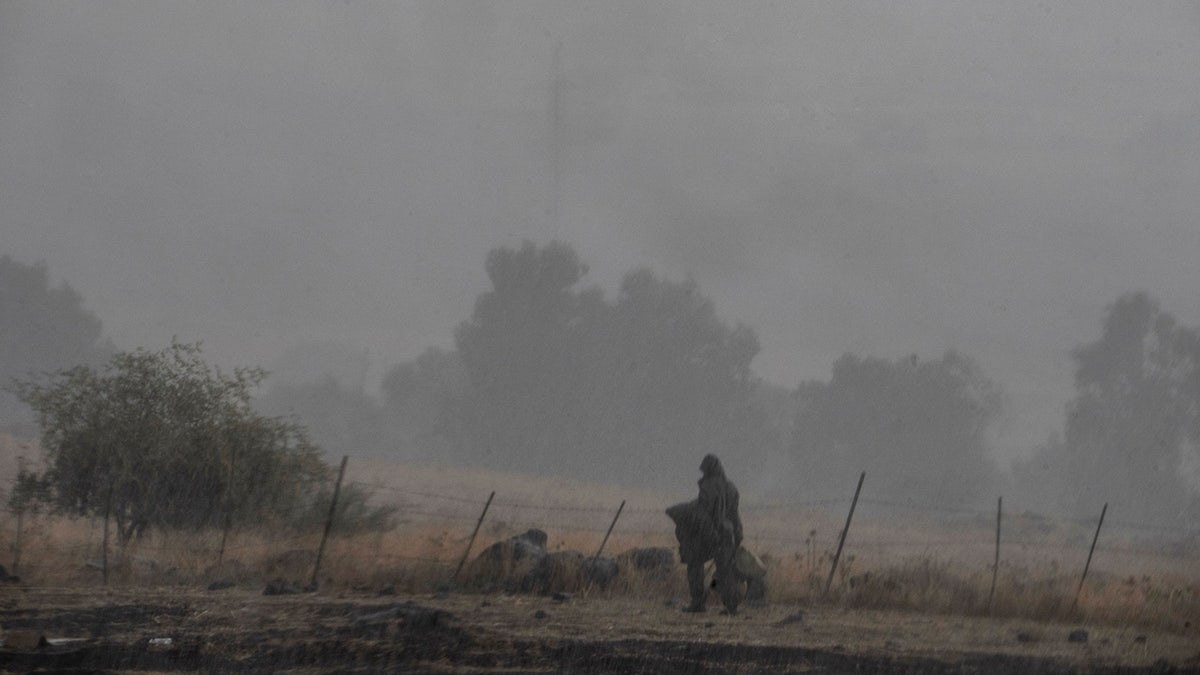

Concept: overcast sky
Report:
left=3, top=2, right=1199, bottom=462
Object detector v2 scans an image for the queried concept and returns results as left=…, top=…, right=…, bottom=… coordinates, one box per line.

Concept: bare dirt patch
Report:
left=2, top=585, right=1197, bottom=673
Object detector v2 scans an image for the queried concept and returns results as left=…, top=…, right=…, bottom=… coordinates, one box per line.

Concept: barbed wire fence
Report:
left=2, top=460, right=1198, bottom=610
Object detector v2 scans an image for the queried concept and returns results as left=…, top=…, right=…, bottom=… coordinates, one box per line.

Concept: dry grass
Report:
left=0, top=453, right=1196, bottom=635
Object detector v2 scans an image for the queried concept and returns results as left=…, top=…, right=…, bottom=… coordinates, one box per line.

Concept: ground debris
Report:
left=0, top=587, right=1194, bottom=673
left=351, top=602, right=452, bottom=629
left=775, top=611, right=804, bottom=626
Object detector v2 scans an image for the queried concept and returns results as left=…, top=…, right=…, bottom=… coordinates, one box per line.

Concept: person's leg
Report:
left=684, top=562, right=707, bottom=611
left=745, top=574, right=767, bottom=607
left=713, top=546, right=740, bottom=615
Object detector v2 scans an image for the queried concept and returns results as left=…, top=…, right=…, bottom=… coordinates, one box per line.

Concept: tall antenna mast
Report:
left=548, top=40, right=564, bottom=232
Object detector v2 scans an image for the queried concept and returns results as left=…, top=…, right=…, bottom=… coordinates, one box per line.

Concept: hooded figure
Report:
left=666, top=454, right=743, bottom=614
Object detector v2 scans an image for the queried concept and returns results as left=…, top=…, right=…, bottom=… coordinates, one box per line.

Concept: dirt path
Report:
left=1, top=586, right=1197, bottom=672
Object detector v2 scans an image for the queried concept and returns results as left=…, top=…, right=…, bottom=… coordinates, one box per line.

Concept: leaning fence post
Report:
left=592, top=500, right=625, bottom=562
left=310, top=455, right=348, bottom=589
left=11, top=506, right=23, bottom=577
left=1073, top=502, right=1107, bottom=609
left=102, top=482, right=113, bottom=586
left=825, top=471, right=865, bottom=595
left=11, top=458, right=25, bottom=575
left=217, top=442, right=237, bottom=566
left=453, top=491, right=495, bottom=582
left=987, top=496, right=1002, bottom=612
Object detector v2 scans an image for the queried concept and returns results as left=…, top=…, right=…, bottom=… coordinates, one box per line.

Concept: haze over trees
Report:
left=379, top=346, right=468, bottom=462
left=5, top=246, right=1199, bottom=525
left=791, top=351, right=1003, bottom=507
left=1017, top=293, right=1200, bottom=523
left=0, top=255, right=111, bottom=434
left=453, top=241, right=774, bottom=484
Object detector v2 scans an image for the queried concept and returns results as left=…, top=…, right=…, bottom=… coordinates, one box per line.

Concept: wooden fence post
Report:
left=988, top=496, right=1001, bottom=612
left=825, top=471, right=865, bottom=595
left=1073, top=502, right=1107, bottom=609
left=453, top=491, right=495, bottom=582
left=217, top=443, right=237, bottom=566
left=11, top=458, right=25, bottom=575
left=592, top=500, right=625, bottom=562
left=310, top=455, right=348, bottom=589
left=11, top=508, right=23, bottom=576
left=102, top=482, right=113, bottom=586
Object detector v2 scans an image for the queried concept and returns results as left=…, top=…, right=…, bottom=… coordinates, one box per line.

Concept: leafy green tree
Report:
left=791, top=351, right=1003, bottom=506
left=0, top=255, right=110, bottom=433
left=1027, top=292, right=1200, bottom=522
left=14, top=342, right=329, bottom=542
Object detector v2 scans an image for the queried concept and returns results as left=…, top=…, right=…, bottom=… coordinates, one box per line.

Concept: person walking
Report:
left=666, top=454, right=743, bottom=614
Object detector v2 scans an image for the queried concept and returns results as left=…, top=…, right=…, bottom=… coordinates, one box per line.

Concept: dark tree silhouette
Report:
left=380, top=347, right=469, bottom=462
left=1026, top=292, right=1200, bottom=523
left=450, top=241, right=773, bottom=485
left=791, top=350, right=1003, bottom=506
left=0, top=255, right=110, bottom=433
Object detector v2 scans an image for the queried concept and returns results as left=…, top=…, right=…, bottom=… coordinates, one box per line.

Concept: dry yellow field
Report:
left=1, top=441, right=1198, bottom=671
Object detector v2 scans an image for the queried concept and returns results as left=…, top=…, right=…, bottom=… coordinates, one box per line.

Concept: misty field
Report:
left=2, top=452, right=1197, bottom=671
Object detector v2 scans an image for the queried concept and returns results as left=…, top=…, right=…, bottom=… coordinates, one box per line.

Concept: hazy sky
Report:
left=3, top=2, right=1199, bottom=461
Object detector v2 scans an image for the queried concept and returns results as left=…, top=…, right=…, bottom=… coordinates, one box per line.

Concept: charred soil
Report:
left=1, top=586, right=1197, bottom=673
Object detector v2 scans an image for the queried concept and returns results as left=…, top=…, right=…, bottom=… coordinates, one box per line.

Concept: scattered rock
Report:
left=581, top=556, right=619, bottom=589
left=614, top=547, right=675, bottom=580
left=263, top=580, right=316, bottom=596
left=775, top=611, right=805, bottom=626
left=630, top=547, right=675, bottom=570
left=1067, top=629, right=1088, bottom=643
left=522, top=550, right=583, bottom=594
left=400, top=606, right=450, bottom=630
left=0, top=564, right=19, bottom=584
left=203, top=559, right=253, bottom=583
left=468, top=530, right=551, bottom=591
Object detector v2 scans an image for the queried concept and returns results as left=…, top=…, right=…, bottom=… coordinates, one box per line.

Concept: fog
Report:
left=3, top=2, right=1199, bottom=487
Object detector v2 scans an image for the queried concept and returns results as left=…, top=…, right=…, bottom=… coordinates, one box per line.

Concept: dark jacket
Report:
left=697, top=454, right=743, bottom=548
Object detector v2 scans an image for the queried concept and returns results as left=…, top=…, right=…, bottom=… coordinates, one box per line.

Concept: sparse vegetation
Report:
left=11, top=342, right=331, bottom=542
left=1, top=460, right=1195, bottom=638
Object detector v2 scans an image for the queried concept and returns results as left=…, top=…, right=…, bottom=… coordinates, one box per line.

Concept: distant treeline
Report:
left=3, top=246, right=1198, bottom=526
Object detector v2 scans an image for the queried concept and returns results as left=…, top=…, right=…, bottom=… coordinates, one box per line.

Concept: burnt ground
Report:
left=1, top=586, right=1198, bottom=673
